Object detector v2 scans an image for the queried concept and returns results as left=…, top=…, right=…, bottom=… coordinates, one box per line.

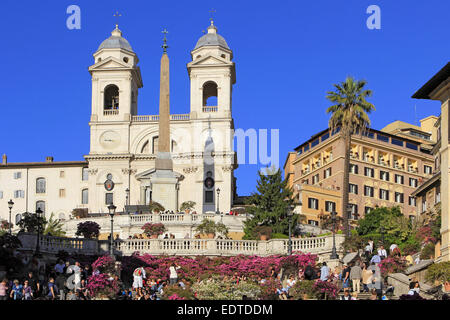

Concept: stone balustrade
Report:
left=63, top=213, right=247, bottom=238
left=17, top=233, right=345, bottom=259
left=103, top=109, right=119, bottom=116
left=131, top=114, right=190, bottom=122
left=17, top=233, right=99, bottom=255
left=128, top=213, right=237, bottom=225
left=202, top=106, right=218, bottom=112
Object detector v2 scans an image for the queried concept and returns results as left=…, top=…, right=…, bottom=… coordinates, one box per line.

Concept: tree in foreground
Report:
left=76, top=221, right=101, bottom=239
left=243, top=167, right=296, bottom=240
left=17, top=212, right=46, bottom=234
left=326, top=76, right=375, bottom=237
left=43, top=213, right=66, bottom=237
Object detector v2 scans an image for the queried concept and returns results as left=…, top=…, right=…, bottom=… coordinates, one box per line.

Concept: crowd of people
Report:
left=0, top=259, right=93, bottom=300
left=0, top=236, right=446, bottom=301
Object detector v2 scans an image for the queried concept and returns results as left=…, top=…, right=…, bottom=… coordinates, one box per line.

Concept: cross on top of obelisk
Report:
left=113, top=11, right=122, bottom=29
left=209, top=9, right=216, bottom=25
left=162, top=28, right=169, bottom=53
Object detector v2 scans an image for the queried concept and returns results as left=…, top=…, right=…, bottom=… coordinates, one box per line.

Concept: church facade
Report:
left=0, top=20, right=237, bottom=223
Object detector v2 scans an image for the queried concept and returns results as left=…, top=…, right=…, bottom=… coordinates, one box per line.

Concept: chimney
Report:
left=46, top=156, right=54, bottom=163
left=2, top=154, right=6, bottom=165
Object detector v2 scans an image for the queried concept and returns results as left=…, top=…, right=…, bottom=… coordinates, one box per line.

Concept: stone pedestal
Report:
left=150, top=169, right=178, bottom=212
left=326, top=258, right=341, bottom=270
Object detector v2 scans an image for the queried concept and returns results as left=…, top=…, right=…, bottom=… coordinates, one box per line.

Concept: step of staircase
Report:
left=337, top=291, right=399, bottom=300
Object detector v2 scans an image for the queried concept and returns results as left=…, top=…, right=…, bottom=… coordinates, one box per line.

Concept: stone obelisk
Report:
left=150, top=29, right=178, bottom=212
left=155, top=30, right=173, bottom=170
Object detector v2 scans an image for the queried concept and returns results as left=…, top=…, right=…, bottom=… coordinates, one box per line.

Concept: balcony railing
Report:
left=202, top=106, right=218, bottom=113
left=132, top=114, right=190, bottom=122
left=104, top=110, right=119, bottom=116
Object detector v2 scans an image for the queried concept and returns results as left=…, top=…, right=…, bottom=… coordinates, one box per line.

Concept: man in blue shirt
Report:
left=370, top=253, right=381, bottom=264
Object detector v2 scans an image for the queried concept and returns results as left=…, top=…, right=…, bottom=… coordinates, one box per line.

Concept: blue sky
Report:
left=0, top=0, right=448, bottom=196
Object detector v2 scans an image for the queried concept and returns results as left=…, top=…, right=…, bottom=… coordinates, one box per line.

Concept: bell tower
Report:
left=89, top=25, right=143, bottom=123
left=187, top=20, right=236, bottom=120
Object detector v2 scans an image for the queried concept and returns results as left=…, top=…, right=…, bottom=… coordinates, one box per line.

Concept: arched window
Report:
left=171, top=140, right=177, bottom=153
left=36, top=178, right=46, bottom=194
left=202, top=81, right=218, bottom=107
left=152, top=136, right=159, bottom=154
left=141, top=140, right=149, bottom=153
left=82, top=189, right=89, bottom=204
left=104, top=85, right=120, bottom=110
left=15, top=214, right=22, bottom=224
left=36, top=201, right=45, bottom=214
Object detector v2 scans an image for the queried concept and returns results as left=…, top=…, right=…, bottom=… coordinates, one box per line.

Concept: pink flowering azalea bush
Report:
left=142, top=223, right=166, bottom=237
left=168, top=293, right=186, bottom=300
left=86, top=273, right=118, bottom=299
left=416, top=225, right=438, bottom=245
left=120, top=252, right=318, bottom=284
left=92, top=255, right=116, bottom=275
left=379, top=256, right=407, bottom=277
left=312, top=280, right=339, bottom=300
left=258, top=278, right=282, bottom=300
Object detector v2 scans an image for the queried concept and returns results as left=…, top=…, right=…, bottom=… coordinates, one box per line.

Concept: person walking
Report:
left=70, top=261, right=82, bottom=290
left=378, top=245, right=387, bottom=260
left=350, top=262, right=362, bottom=293
left=370, top=253, right=381, bottom=265
left=26, top=271, right=40, bottom=298
left=304, top=262, right=316, bottom=280
left=132, top=267, right=146, bottom=293
left=10, top=280, right=23, bottom=300
left=55, top=272, right=66, bottom=300
left=320, top=262, right=330, bottom=281
left=22, top=280, right=33, bottom=300
left=54, top=259, right=65, bottom=275
left=364, top=243, right=372, bottom=263
left=342, top=264, right=351, bottom=290
left=362, top=263, right=373, bottom=292
left=169, top=263, right=181, bottom=285
left=389, top=243, right=398, bottom=256
left=0, top=279, right=9, bottom=300
left=46, top=277, right=58, bottom=300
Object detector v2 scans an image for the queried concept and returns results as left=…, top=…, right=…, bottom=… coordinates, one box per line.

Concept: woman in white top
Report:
left=169, top=263, right=181, bottom=285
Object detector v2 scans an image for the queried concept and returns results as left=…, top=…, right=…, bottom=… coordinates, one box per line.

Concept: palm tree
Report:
left=326, top=76, right=375, bottom=237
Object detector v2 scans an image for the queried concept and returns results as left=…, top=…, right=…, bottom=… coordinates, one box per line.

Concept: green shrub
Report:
left=271, top=233, right=288, bottom=239
left=162, top=284, right=195, bottom=300
left=191, top=277, right=261, bottom=300
left=420, top=243, right=435, bottom=260
left=399, top=236, right=421, bottom=255
left=317, top=232, right=332, bottom=237
left=425, top=262, right=450, bottom=284
left=289, top=280, right=316, bottom=299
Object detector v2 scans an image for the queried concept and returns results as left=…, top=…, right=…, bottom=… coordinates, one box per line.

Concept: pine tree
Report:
left=243, top=167, right=296, bottom=239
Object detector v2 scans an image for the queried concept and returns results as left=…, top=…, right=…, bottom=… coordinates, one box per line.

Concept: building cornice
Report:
left=0, top=161, right=87, bottom=169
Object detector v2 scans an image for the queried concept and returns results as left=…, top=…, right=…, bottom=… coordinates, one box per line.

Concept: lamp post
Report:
left=108, top=203, right=116, bottom=257
left=287, top=204, right=294, bottom=256
left=125, top=188, right=130, bottom=213
left=35, top=207, right=43, bottom=257
left=125, top=188, right=130, bottom=205
left=8, top=199, right=14, bottom=235
left=216, top=188, right=220, bottom=214
left=330, top=211, right=339, bottom=259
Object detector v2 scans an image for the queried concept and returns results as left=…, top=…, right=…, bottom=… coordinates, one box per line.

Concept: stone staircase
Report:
left=337, top=290, right=399, bottom=300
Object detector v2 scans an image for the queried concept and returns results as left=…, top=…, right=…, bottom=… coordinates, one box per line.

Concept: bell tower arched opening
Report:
left=202, top=81, right=218, bottom=107
left=104, top=85, right=120, bottom=110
